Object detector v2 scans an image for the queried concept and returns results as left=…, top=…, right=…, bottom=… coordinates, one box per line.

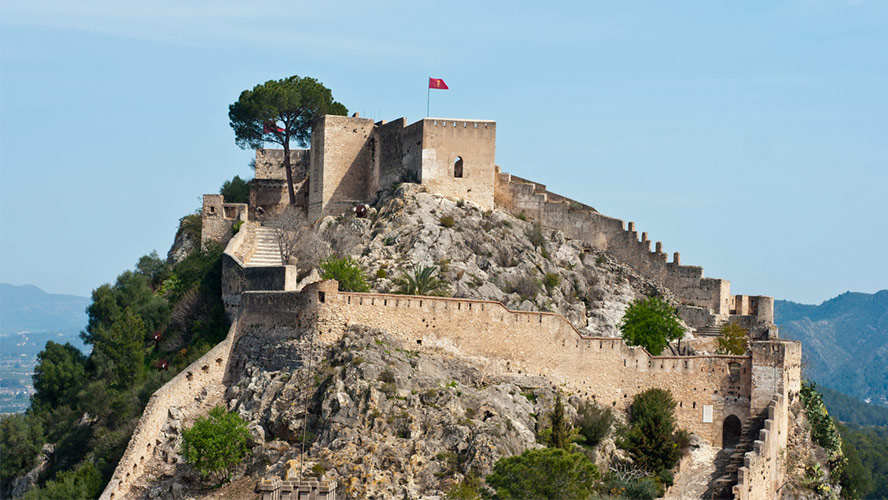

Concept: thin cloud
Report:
left=1, top=0, right=433, bottom=59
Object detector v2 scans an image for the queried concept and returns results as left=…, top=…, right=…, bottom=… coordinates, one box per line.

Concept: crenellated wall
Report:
left=239, top=281, right=799, bottom=447
left=493, top=170, right=773, bottom=332
left=733, top=394, right=789, bottom=500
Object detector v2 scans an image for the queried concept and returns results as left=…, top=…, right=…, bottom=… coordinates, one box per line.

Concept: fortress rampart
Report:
left=239, top=280, right=800, bottom=448
left=99, top=321, right=239, bottom=500
left=733, top=394, right=788, bottom=500
left=200, top=194, right=246, bottom=249
left=493, top=169, right=775, bottom=334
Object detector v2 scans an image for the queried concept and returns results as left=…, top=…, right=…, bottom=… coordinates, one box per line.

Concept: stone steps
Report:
left=247, top=227, right=283, bottom=267
left=710, top=413, right=768, bottom=499
left=695, top=326, right=723, bottom=336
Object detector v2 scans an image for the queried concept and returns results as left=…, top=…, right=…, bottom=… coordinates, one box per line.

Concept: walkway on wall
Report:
left=248, top=227, right=282, bottom=266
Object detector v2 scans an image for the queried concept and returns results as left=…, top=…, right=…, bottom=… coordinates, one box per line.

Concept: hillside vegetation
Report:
left=0, top=235, right=230, bottom=498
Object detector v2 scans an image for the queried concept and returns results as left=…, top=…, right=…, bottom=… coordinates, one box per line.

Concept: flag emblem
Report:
left=429, top=78, right=449, bottom=90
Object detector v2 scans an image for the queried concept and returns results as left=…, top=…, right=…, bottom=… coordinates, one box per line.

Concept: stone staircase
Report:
left=709, top=412, right=768, bottom=499
left=247, top=227, right=283, bottom=267
left=695, top=325, right=723, bottom=336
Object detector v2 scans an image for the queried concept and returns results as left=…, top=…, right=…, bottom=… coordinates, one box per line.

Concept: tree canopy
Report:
left=619, top=296, right=685, bottom=355
left=219, top=175, right=249, bottom=204
left=228, top=75, right=347, bottom=205
left=486, top=447, right=599, bottom=500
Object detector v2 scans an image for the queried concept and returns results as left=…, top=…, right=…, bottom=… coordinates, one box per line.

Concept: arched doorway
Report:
left=722, top=415, right=741, bottom=448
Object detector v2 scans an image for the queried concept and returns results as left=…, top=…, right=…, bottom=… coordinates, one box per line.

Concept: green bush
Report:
left=319, top=255, right=370, bottom=292
left=597, top=472, right=661, bottom=500
left=181, top=406, right=252, bottom=482
left=439, top=215, right=456, bottom=228
left=618, top=388, right=684, bottom=474
left=507, top=276, right=541, bottom=301
left=232, top=219, right=244, bottom=234
left=577, top=401, right=613, bottom=449
left=542, top=273, right=561, bottom=292
left=0, top=414, right=44, bottom=484
left=525, top=222, right=546, bottom=249
left=716, top=322, right=749, bottom=355
left=801, top=382, right=846, bottom=473
left=444, top=474, right=482, bottom=500
left=619, top=296, right=685, bottom=355
left=486, top=447, right=599, bottom=500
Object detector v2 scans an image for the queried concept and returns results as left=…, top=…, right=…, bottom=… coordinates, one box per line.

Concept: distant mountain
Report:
left=776, top=290, right=888, bottom=406
left=0, top=283, right=90, bottom=335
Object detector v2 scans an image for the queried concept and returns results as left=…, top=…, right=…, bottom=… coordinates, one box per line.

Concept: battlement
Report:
left=236, top=280, right=799, bottom=447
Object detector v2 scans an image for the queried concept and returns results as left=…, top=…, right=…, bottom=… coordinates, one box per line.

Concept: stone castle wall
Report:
left=418, top=119, right=496, bottom=211
left=250, top=149, right=310, bottom=220
left=99, top=321, right=239, bottom=500
left=200, top=194, right=247, bottom=249
left=241, top=281, right=800, bottom=447
left=733, top=394, right=789, bottom=500
left=308, top=115, right=376, bottom=219
left=493, top=170, right=774, bottom=331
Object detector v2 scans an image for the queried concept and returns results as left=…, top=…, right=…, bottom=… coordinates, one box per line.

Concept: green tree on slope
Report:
left=620, top=296, right=684, bottom=355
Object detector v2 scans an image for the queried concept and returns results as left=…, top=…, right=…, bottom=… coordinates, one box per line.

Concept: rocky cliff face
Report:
left=143, top=326, right=610, bottom=499
left=323, top=184, right=677, bottom=339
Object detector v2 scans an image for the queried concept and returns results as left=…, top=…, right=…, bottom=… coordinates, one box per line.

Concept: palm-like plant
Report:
left=393, top=265, right=449, bottom=296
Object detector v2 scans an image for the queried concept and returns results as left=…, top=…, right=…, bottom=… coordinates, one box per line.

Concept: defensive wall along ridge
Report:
left=240, top=279, right=801, bottom=449
left=99, top=320, right=239, bottom=500
left=105, top=206, right=799, bottom=499
left=99, top=225, right=300, bottom=500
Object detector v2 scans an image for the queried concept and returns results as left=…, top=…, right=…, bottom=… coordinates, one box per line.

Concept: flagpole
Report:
left=427, top=81, right=430, bottom=117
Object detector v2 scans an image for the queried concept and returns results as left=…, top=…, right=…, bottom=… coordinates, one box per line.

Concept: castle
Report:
left=102, top=115, right=801, bottom=500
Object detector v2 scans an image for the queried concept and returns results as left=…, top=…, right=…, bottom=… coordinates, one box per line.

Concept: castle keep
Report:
left=103, top=114, right=800, bottom=500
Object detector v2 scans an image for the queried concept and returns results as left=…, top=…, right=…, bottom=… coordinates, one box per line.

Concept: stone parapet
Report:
left=237, top=282, right=794, bottom=446
left=493, top=169, right=774, bottom=333
left=733, top=394, right=787, bottom=500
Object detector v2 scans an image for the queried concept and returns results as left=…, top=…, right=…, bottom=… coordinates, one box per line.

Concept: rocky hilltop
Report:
left=104, top=184, right=824, bottom=500
left=322, top=184, right=675, bottom=339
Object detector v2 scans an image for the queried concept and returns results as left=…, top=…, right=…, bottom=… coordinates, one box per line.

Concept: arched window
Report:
left=722, top=415, right=742, bottom=448
left=453, top=156, right=463, bottom=178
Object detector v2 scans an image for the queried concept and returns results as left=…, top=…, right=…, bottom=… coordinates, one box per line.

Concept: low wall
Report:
left=99, top=320, right=239, bottom=500
left=733, top=394, right=787, bottom=500
left=239, top=282, right=784, bottom=445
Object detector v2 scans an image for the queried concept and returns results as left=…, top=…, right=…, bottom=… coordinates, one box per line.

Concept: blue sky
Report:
left=1, top=0, right=885, bottom=304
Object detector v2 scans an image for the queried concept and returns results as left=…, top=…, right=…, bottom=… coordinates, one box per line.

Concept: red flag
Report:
left=263, top=121, right=284, bottom=134
left=429, top=78, right=449, bottom=90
